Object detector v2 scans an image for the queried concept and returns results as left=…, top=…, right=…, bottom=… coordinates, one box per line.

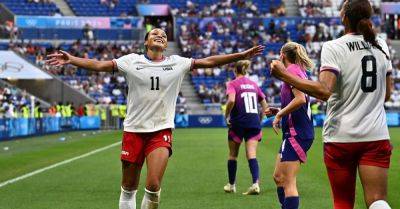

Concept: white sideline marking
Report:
left=0, top=141, right=121, bottom=188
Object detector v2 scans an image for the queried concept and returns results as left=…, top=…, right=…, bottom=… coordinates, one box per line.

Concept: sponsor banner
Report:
left=136, top=4, right=170, bottom=16
left=15, top=16, right=143, bottom=29
left=381, top=2, right=400, bottom=14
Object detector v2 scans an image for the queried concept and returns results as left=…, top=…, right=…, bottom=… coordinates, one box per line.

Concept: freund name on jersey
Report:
left=346, top=41, right=372, bottom=52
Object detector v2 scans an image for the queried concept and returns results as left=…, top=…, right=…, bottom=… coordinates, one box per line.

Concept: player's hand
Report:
left=265, top=107, right=280, bottom=117
left=241, top=45, right=265, bottom=60
left=225, top=117, right=231, bottom=128
left=272, top=113, right=282, bottom=135
left=270, top=60, right=286, bottom=79
left=46, top=50, right=72, bottom=67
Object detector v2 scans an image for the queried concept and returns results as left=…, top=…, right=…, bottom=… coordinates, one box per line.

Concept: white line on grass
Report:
left=0, top=141, right=121, bottom=188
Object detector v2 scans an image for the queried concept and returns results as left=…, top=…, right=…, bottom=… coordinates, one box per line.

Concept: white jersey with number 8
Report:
left=114, top=53, right=192, bottom=133
left=320, top=34, right=392, bottom=143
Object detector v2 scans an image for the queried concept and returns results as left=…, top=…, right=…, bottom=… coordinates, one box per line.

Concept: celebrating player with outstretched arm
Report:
left=223, top=60, right=269, bottom=195
left=266, top=42, right=315, bottom=209
left=270, top=1, right=393, bottom=209
left=46, top=28, right=264, bottom=209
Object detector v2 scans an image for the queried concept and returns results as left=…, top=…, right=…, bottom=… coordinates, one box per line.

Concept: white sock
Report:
left=119, top=187, right=137, bottom=209
left=369, top=200, right=391, bottom=209
left=140, top=188, right=161, bottom=209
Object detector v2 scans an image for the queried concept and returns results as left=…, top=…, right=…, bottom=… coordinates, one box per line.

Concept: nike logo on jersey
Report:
left=136, top=67, right=144, bottom=71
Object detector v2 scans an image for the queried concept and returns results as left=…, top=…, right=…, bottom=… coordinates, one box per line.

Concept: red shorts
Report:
left=121, top=129, right=173, bottom=166
left=324, top=140, right=392, bottom=169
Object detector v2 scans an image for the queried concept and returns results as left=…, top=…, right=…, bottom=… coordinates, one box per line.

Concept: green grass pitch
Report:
left=0, top=128, right=398, bottom=209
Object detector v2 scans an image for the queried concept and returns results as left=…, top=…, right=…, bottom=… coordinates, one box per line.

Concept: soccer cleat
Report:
left=223, top=183, right=236, bottom=193
left=242, top=183, right=260, bottom=195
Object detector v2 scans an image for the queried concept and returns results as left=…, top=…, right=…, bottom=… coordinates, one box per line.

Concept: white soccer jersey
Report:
left=114, top=54, right=192, bottom=133
left=320, top=34, right=392, bottom=143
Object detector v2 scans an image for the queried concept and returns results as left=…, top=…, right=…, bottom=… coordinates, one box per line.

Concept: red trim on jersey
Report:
left=112, top=60, right=117, bottom=73
left=190, top=59, right=195, bottom=71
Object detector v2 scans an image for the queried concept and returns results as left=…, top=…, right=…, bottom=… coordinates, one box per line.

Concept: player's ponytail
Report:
left=345, top=0, right=389, bottom=60
left=235, top=60, right=251, bottom=75
left=281, top=42, right=314, bottom=70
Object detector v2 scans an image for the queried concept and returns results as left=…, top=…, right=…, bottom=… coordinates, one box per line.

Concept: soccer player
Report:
left=266, top=42, right=314, bottom=209
left=46, top=28, right=264, bottom=209
left=270, top=1, right=393, bottom=209
left=224, top=60, right=269, bottom=195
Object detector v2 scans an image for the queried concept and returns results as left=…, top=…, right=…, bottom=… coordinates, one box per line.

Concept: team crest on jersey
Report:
left=163, top=67, right=173, bottom=71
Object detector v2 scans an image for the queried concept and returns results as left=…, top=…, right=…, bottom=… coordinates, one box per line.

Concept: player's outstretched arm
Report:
left=193, top=45, right=265, bottom=69
left=46, top=50, right=114, bottom=72
left=270, top=60, right=336, bottom=101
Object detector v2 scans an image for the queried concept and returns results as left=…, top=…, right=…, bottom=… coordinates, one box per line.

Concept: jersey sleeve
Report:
left=320, top=42, right=341, bottom=77
left=113, top=53, right=139, bottom=73
left=173, top=55, right=194, bottom=73
left=226, top=82, right=235, bottom=95
left=377, top=38, right=393, bottom=76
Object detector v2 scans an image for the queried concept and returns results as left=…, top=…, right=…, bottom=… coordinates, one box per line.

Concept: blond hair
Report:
left=235, top=60, right=251, bottom=75
left=281, top=42, right=314, bottom=70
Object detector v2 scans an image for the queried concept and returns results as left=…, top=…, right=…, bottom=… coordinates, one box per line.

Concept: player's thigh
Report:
left=145, top=147, right=170, bottom=190
left=358, top=165, right=389, bottom=207
left=280, top=161, right=300, bottom=182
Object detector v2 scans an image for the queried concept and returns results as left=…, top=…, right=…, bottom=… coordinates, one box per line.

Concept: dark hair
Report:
left=144, top=31, right=150, bottom=41
left=344, top=0, right=389, bottom=59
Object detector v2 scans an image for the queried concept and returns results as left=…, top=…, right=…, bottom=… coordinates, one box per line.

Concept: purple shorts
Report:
left=279, top=136, right=314, bottom=163
left=228, top=127, right=262, bottom=144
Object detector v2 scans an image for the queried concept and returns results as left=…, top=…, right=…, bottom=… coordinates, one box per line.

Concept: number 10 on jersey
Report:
left=241, top=92, right=258, bottom=113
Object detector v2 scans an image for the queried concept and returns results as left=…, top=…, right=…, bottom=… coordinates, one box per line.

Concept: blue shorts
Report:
left=279, top=136, right=314, bottom=163
left=228, top=127, right=262, bottom=144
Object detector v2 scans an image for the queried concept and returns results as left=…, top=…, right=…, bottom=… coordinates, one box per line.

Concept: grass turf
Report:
left=0, top=128, right=398, bottom=209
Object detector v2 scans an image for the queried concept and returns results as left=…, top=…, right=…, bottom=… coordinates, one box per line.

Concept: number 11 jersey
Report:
left=320, top=34, right=392, bottom=143
left=114, top=53, right=192, bottom=133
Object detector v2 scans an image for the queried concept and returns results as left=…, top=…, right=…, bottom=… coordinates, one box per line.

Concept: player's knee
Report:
left=273, top=173, right=284, bottom=185
left=146, top=182, right=161, bottom=192
left=228, top=152, right=238, bottom=160
left=368, top=200, right=391, bottom=209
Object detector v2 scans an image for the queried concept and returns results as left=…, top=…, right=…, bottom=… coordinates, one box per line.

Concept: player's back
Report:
left=226, top=77, right=265, bottom=128
left=320, top=34, right=392, bottom=142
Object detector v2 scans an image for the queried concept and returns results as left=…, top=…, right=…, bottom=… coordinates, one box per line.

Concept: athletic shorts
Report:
left=121, top=129, right=173, bottom=166
left=324, top=140, right=392, bottom=169
left=228, top=127, right=262, bottom=143
left=279, top=136, right=314, bottom=163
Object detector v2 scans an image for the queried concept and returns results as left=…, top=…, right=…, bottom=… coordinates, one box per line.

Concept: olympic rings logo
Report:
left=0, top=62, right=23, bottom=73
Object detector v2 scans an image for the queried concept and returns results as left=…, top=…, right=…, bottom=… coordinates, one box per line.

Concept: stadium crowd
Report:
left=171, top=0, right=286, bottom=17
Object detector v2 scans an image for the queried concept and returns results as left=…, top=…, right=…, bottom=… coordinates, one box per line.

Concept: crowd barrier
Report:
left=1, top=113, right=399, bottom=141
left=175, top=113, right=400, bottom=128
left=0, top=116, right=100, bottom=141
